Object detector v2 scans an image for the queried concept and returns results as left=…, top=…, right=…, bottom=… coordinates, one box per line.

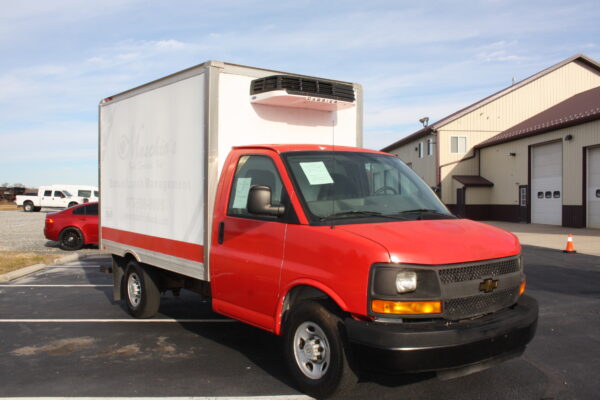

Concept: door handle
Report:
left=218, top=222, right=225, bottom=244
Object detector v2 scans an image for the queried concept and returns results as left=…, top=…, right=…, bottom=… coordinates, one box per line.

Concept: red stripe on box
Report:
left=102, top=227, right=204, bottom=263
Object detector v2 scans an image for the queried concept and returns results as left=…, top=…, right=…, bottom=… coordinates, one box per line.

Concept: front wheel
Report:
left=124, top=261, right=160, bottom=318
left=68, top=202, right=78, bottom=208
left=283, top=301, right=358, bottom=399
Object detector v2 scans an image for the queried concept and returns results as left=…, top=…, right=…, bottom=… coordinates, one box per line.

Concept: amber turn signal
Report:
left=519, top=280, right=526, bottom=296
left=372, top=299, right=442, bottom=315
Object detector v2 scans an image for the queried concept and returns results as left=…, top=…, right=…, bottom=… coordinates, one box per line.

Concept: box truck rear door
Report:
left=211, top=154, right=288, bottom=331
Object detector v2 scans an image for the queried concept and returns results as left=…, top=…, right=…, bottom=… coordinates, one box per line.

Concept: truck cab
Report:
left=205, top=144, right=537, bottom=397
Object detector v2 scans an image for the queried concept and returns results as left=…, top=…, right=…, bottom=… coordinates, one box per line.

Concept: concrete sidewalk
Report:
left=483, top=221, right=600, bottom=256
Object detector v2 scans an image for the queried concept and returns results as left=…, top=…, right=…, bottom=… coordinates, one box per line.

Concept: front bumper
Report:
left=345, top=295, right=538, bottom=373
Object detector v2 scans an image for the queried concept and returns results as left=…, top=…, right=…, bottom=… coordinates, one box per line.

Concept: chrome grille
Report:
left=439, top=258, right=520, bottom=284
left=444, top=288, right=519, bottom=320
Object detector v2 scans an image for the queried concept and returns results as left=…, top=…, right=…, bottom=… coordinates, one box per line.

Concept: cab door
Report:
left=40, top=189, right=53, bottom=207
left=211, top=153, right=292, bottom=331
left=46, top=190, right=66, bottom=208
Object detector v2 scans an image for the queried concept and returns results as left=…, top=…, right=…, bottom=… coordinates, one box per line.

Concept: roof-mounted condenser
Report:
left=250, top=75, right=355, bottom=111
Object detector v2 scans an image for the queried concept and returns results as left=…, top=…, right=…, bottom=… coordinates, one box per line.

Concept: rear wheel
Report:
left=283, top=301, right=358, bottom=398
left=124, top=261, right=160, bottom=318
left=23, top=201, right=34, bottom=212
left=59, top=227, right=84, bottom=250
left=33, top=207, right=41, bottom=212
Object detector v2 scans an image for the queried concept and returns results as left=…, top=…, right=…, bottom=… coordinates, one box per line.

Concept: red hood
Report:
left=338, top=219, right=520, bottom=265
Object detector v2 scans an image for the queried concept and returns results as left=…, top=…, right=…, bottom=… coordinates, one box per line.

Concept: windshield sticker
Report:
left=232, top=177, right=252, bottom=208
left=300, top=162, right=334, bottom=185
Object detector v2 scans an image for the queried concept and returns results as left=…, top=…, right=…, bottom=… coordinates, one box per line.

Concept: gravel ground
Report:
left=0, top=210, right=104, bottom=255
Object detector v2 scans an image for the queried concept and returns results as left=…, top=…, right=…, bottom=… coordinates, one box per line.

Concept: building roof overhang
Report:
left=453, top=175, right=494, bottom=187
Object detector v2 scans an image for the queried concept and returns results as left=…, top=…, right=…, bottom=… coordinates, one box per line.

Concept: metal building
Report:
left=382, top=54, right=600, bottom=227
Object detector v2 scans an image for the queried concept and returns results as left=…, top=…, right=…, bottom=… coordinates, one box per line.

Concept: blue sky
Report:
left=1, top=0, right=599, bottom=187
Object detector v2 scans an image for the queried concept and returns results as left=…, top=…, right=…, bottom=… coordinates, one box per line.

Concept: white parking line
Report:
left=0, top=284, right=112, bottom=287
left=0, top=397, right=312, bottom=400
left=0, top=318, right=237, bottom=323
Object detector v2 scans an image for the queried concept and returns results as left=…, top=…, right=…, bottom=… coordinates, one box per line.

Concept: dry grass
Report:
left=0, top=252, right=61, bottom=275
left=0, top=203, right=18, bottom=211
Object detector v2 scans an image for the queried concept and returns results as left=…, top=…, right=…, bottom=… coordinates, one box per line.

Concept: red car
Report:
left=44, top=202, right=99, bottom=250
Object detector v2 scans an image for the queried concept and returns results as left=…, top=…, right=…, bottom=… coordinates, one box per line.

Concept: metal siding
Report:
left=429, top=61, right=600, bottom=203
left=440, top=62, right=600, bottom=166
left=466, top=187, right=491, bottom=205
left=480, top=120, right=600, bottom=207
left=390, top=133, right=437, bottom=187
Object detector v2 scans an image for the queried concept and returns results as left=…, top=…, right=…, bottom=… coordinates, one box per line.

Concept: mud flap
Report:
left=112, top=256, right=125, bottom=301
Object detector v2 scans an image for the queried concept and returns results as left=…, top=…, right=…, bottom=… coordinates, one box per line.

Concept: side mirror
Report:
left=247, top=185, right=285, bottom=217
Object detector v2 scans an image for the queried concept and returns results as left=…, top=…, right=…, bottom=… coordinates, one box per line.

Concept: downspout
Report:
left=438, top=147, right=480, bottom=185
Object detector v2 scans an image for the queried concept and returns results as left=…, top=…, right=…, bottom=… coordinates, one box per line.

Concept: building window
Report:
left=450, top=136, right=467, bottom=154
left=418, top=142, right=424, bottom=158
left=427, top=138, right=435, bottom=156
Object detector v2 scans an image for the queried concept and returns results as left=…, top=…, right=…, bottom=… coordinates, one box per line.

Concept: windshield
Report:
left=63, top=190, right=72, bottom=197
left=283, top=151, right=453, bottom=224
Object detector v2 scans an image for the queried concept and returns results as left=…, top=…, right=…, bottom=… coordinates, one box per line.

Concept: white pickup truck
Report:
left=15, top=185, right=91, bottom=212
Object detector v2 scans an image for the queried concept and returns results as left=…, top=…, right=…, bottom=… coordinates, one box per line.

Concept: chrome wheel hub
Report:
left=293, top=321, right=331, bottom=380
left=127, top=272, right=142, bottom=308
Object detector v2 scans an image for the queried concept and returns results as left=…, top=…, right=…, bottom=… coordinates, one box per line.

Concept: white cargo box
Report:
left=99, top=61, right=363, bottom=281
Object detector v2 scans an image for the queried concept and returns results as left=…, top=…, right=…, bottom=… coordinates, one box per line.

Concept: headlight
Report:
left=396, top=271, right=417, bottom=293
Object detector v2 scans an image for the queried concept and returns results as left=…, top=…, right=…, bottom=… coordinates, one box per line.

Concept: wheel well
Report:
left=24, top=200, right=33, bottom=204
left=280, top=285, right=345, bottom=330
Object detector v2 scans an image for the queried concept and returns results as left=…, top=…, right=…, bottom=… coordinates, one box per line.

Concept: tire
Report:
left=68, top=202, right=78, bottom=208
left=33, top=207, right=42, bottom=212
left=59, top=227, right=84, bottom=251
left=23, top=201, right=34, bottom=212
left=124, top=261, right=160, bottom=318
left=283, top=301, right=358, bottom=399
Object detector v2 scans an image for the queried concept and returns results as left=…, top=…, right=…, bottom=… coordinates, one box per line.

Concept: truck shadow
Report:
left=175, top=317, right=436, bottom=394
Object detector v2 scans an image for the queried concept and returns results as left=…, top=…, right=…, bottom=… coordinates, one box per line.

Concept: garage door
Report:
left=531, top=141, right=562, bottom=225
left=588, top=147, right=600, bottom=229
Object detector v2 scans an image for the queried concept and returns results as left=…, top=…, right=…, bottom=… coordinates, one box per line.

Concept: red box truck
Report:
left=99, top=61, right=537, bottom=398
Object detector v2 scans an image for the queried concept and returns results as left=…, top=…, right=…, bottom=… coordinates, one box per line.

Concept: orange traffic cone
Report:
left=563, top=234, right=576, bottom=253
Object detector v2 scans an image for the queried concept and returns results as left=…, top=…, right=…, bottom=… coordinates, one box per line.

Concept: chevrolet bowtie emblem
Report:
left=479, top=278, right=499, bottom=293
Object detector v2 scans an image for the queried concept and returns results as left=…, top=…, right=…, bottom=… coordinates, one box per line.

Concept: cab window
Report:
left=227, top=155, right=285, bottom=219
left=73, top=203, right=98, bottom=216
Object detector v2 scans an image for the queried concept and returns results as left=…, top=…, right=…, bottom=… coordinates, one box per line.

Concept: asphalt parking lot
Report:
left=1, top=246, right=599, bottom=399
